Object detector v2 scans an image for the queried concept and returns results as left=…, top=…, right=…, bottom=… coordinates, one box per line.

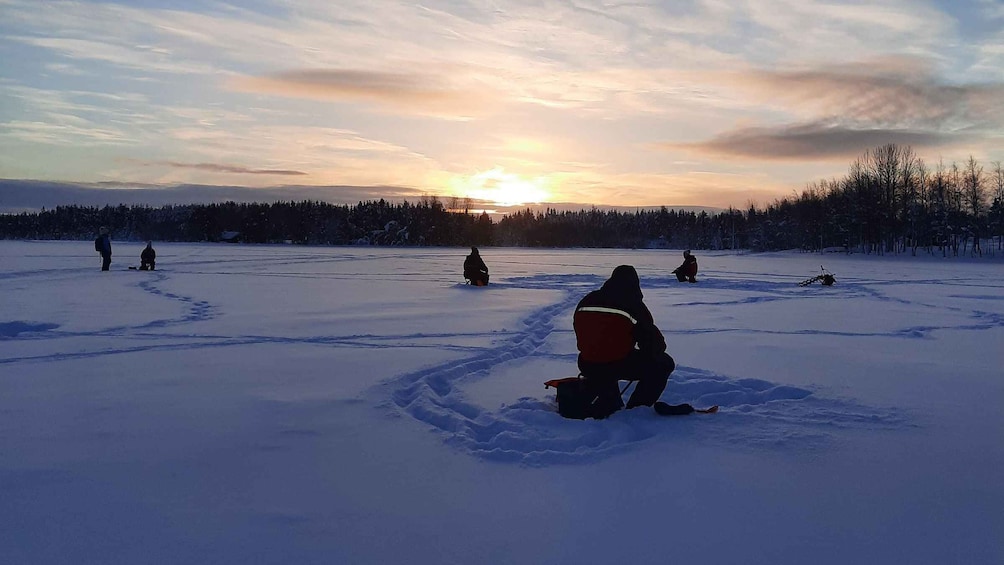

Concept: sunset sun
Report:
left=451, top=167, right=552, bottom=207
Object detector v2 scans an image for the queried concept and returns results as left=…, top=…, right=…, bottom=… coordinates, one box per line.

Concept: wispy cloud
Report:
left=670, top=57, right=1004, bottom=160
left=156, top=162, right=306, bottom=176
left=666, top=123, right=962, bottom=161
left=231, top=69, right=493, bottom=119
left=727, top=57, right=1004, bottom=129
left=10, top=36, right=220, bottom=76
left=1, top=120, right=134, bottom=146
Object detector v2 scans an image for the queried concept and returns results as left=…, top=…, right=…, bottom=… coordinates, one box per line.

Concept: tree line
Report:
left=753, top=144, right=1004, bottom=257
left=2, top=144, right=1002, bottom=256
left=0, top=198, right=494, bottom=247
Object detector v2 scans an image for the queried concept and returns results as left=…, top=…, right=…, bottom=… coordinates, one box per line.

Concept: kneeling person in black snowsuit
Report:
left=673, top=250, right=698, bottom=283
left=140, top=241, right=156, bottom=270
left=464, top=246, right=489, bottom=286
left=573, top=265, right=693, bottom=418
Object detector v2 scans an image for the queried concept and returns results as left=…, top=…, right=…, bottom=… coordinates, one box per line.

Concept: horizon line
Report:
left=0, top=178, right=729, bottom=215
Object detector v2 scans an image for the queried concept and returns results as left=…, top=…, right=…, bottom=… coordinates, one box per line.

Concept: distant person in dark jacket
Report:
left=140, top=241, right=156, bottom=271
left=464, top=247, right=489, bottom=286
left=573, top=265, right=694, bottom=417
left=673, top=250, right=698, bottom=283
left=94, top=227, right=112, bottom=271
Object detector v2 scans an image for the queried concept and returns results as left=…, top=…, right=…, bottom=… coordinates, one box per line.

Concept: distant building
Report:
left=220, top=231, right=241, bottom=243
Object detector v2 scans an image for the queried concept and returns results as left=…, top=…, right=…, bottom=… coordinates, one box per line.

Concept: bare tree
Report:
left=947, top=162, right=966, bottom=255
left=848, top=156, right=877, bottom=253
left=869, top=144, right=899, bottom=253
left=990, top=161, right=1004, bottom=253
left=962, top=156, right=986, bottom=256
left=930, top=160, right=950, bottom=256
left=908, top=159, right=928, bottom=256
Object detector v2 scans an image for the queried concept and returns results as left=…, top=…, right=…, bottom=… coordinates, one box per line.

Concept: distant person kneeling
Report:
left=464, top=246, right=489, bottom=286
left=672, top=250, right=698, bottom=283
left=140, top=241, right=156, bottom=271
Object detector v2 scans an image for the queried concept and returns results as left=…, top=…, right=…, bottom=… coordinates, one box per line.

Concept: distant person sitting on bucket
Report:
left=672, top=250, right=698, bottom=283
left=140, top=241, right=156, bottom=271
left=464, top=246, right=489, bottom=286
left=94, top=227, right=112, bottom=271
left=573, top=265, right=695, bottom=417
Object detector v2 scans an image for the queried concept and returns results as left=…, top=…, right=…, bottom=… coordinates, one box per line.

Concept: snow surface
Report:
left=2, top=240, right=1002, bottom=564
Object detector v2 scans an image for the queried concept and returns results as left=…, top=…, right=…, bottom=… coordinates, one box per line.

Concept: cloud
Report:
left=0, top=84, right=165, bottom=147
left=0, top=179, right=430, bottom=213
left=669, top=57, right=1004, bottom=160
left=726, top=57, right=1004, bottom=129
left=1, top=120, right=134, bottom=146
left=230, top=69, right=494, bottom=119
left=666, top=123, right=963, bottom=161
left=157, top=161, right=307, bottom=176
left=12, top=36, right=219, bottom=76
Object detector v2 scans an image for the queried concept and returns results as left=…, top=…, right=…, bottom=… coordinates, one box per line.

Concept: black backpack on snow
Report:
left=544, top=376, right=620, bottom=420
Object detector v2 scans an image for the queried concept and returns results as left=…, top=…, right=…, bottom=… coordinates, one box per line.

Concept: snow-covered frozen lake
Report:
left=2, top=240, right=1002, bottom=564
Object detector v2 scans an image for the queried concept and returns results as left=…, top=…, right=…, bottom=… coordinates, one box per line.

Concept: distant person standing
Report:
left=94, top=227, right=112, bottom=271
left=140, top=241, right=156, bottom=271
left=672, top=250, right=698, bottom=283
left=464, top=246, right=490, bottom=286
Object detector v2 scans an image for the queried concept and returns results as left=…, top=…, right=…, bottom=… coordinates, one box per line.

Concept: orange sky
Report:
left=1, top=0, right=1002, bottom=210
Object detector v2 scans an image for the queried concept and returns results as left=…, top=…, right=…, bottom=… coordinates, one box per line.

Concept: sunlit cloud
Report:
left=155, top=161, right=307, bottom=176
left=545, top=168, right=790, bottom=209
left=231, top=69, right=494, bottom=119
left=668, top=57, right=1004, bottom=160
left=725, top=57, right=1004, bottom=129
left=497, top=136, right=551, bottom=155
left=666, top=123, right=963, bottom=161
left=92, top=124, right=439, bottom=190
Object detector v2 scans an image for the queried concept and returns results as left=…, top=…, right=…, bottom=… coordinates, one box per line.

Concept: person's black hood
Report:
left=600, top=265, right=643, bottom=301
left=470, top=247, right=479, bottom=255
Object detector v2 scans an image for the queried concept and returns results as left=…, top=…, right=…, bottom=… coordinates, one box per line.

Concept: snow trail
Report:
left=378, top=274, right=905, bottom=465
